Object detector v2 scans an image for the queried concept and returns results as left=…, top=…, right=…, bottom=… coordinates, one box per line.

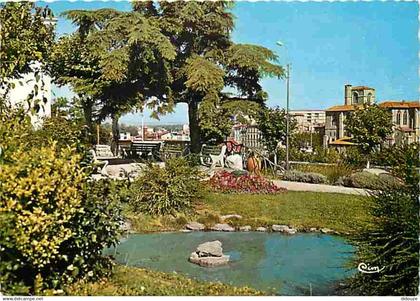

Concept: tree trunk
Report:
left=188, top=101, right=201, bottom=153
left=81, top=98, right=95, bottom=144
left=111, top=114, right=120, bottom=155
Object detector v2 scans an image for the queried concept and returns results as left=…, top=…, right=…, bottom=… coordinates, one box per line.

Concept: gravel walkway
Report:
left=272, top=180, right=370, bottom=196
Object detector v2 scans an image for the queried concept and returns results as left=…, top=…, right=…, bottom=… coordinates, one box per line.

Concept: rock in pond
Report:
left=256, top=227, right=267, bottom=232
left=211, top=223, right=235, bottom=232
left=239, top=225, right=252, bottom=232
left=185, top=222, right=205, bottom=231
left=189, top=240, right=230, bottom=267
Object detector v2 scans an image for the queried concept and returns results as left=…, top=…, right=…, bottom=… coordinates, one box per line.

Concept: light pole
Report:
left=277, top=41, right=290, bottom=170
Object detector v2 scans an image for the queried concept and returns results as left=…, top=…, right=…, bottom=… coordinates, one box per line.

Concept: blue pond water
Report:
left=105, top=232, right=355, bottom=295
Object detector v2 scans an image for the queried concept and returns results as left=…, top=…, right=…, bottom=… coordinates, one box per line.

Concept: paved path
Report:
left=272, top=180, right=370, bottom=196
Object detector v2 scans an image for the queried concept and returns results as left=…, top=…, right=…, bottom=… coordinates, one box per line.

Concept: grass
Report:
left=66, top=265, right=265, bottom=296
left=127, top=191, right=372, bottom=234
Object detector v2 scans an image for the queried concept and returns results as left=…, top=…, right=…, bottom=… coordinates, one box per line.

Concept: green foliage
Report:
left=31, top=116, right=91, bottom=152
left=344, top=104, right=393, bottom=155
left=342, top=171, right=402, bottom=190
left=0, top=2, right=54, bottom=80
left=66, top=265, right=265, bottom=296
left=257, top=107, right=296, bottom=152
left=292, top=132, right=323, bottom=150
left=294, top=163, right=354, bottom=184
left=371, top=142, right=420, bottom=185
left=348, top=186, right=419, bottom=295
left=0, top=110, right=123, bottom=295
left=341, top=146, right=367, bottom=168
left=282, top=170, right=328, bottom=184
left=129, top=158, right=202, bottom=215
left=199, top=99, right=262, bottom=143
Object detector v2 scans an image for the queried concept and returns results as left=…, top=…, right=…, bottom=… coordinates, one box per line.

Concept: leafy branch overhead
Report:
left=51, top=1, right=285, bottom=151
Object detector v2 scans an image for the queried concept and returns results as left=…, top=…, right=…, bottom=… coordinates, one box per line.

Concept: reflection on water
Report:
left=104, top=232, right=355, bottom=295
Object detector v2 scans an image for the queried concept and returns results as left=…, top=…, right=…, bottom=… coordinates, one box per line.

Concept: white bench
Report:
left=200, top=144, right=227, bottom=169
left=89, top=145, right=118, bottom=175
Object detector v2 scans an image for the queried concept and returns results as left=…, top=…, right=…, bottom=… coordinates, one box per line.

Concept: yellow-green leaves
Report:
left=182, top=56, right=225, bottom=95
left=0, top=145, right=85, bottom=268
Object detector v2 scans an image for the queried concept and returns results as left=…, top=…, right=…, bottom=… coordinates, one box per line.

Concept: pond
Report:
left=105, top=232, right=355, bottom=296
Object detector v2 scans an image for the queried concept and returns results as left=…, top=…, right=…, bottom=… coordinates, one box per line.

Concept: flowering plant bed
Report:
left=208, top=170, right=286, bottom=194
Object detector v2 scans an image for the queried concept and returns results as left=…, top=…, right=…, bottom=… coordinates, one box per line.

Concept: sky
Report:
left=39, top=1, right=419, bottom=125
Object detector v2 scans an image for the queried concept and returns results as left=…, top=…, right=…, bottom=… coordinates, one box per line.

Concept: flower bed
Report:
left=208, top=170, right=286, bottom=194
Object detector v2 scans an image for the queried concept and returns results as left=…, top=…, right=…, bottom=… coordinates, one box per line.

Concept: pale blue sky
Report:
left=40, top=1, right=419, bottom=125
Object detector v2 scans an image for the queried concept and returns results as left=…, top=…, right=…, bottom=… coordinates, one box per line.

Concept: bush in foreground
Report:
left=208, top=170, right=285, bottom=194
left=348, top=187, right=419, bottom=295
left=0, top=109, right=123, bottom=295
left=0, top=143, right=124, bottom=295
left=129, top=157, right=202, bottom=215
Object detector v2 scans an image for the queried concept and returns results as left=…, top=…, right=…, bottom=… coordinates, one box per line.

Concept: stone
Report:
left=272, top=224, right=290, bottom=232
left=196, top=240, right=223, bottom=257
left=272, top=224, right=297, bottom=234
left=189, top=240, right=230, bottom=267
left=179, top=229, right=191, bottom=233
left=309, top=227, right=318, bottom=232
left=211, top=223, right=235, bottom=232
left=189, top=253, right=230, bottom=267
left=239, top=225, right=252, bottom=232
left=185, top=222, right=205, bottom=231
left=220, top=214, right=243, bottom=221
left=320, top=228, right=334, bottom=234
left=256, top=227, right=267, bottom=232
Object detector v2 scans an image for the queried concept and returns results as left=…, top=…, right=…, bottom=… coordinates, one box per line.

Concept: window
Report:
left=396, top=111, right=401, bottom=125
left=367, top=93, right=373, bottom=103
left=352, top=92, right=359, bottom=104
left=403, top=110, right=408, bottom=126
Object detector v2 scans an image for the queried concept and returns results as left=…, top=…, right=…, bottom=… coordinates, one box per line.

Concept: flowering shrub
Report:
left=208, top=170, right=286, bottom=194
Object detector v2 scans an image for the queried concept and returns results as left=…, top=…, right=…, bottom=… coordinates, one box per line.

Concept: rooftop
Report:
left=351, top=86, right=375, bottom=90
left=379, top=101, right=419, bottom=109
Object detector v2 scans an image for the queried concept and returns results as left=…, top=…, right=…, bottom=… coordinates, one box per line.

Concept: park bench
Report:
left=123, top=141, right=162, bottom=161
left=87, top=145, right=118, bottom=175
left=159, top=142, right=190, bottom=161
left=200, top=144, right=227, bottom=169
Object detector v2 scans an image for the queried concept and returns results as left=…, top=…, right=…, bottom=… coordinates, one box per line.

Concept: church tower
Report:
left=344, top=84, right=375, bottom=105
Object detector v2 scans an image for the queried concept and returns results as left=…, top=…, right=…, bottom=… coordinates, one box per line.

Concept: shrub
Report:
left=342, top=171, right=402, bottom=190
left=0, top=146, right=124, bottom=295
left=348, top=186, right=419, bottom=295
left=341, top=146, right=368, bottom=168
left=31, top=116, right=91, bottom=152
left=0, top=109, right=123, bottom=295
left=294, top=163, right=354, bottom=184
left=129, top=157, right=202, bottom=215
left=208, top=170, right=286, bottom=194
left=282, top=170, right=328, bottom=184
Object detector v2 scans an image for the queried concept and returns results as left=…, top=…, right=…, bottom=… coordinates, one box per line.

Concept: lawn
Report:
left=127, top=191, right=372, bottom=234
left=66, top=265, right=264, bottom=296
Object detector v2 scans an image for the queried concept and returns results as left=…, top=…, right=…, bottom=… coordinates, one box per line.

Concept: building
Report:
left=1, top=62, right=52, bottom=128
left=380, top=101, right=420, bottom=145
left=324, top=85, right=376, bottom=146
left=324, top=84, right=419, bottom=147
left=290, top=110, right=325, bottom=133
left=231, top=124, right=264, bottom=149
